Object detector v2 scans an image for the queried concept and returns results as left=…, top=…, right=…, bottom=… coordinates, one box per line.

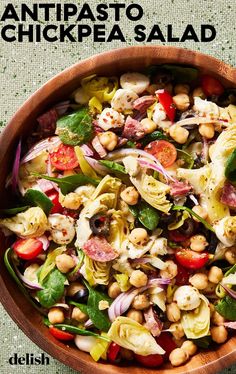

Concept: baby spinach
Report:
left=215, top=295, right=236, bottom=321
left=141, top=130, right=168, bottom=147
left=225, top=149, right=236, bottom=182
left=37, top=269, right=66, bottom=308
left=23, top=189, right=53, bottom=215
left=33, top=173, right=99, bottom=195
left=84, top=281, right=112, bottom=332
left=0, top=206, right=29, bottom=216
left=161, top=64, right=199, bottom=83
left=129, top=201, right=160, bottom=230
left=68, top=301, right=88, bottom=314
left=193, top=336, right=212, bottom=349
left=99, top=160, right=127, bottom=174
left=177, top=149, right=194, bottom=169
left=56, top=108, right=93, bottom=146
left=39, top=246, right=66, bottom=284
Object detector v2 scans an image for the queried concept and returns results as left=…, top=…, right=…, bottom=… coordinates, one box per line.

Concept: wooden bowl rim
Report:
left=0, top=45, right=236, bottom=374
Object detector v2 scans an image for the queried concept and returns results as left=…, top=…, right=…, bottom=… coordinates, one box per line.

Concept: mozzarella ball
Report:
left=174, top=286, right=201, bottom=311
left=48, top=214, right=75, bottom=244
left=120, top=72, right=150, bottom=94
left=97, top=107, right=125, bottom=130
left=214, top=217, right=236, bottom=247
left=152, top=103, right=167, bottom=124
left=111, top=89, right=138, bottom=112
left=75, top=335, right=97, bottom=352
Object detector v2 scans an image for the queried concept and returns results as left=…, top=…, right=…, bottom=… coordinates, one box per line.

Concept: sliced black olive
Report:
left=179, top=218, right=195, bottom=237
left=160, top=211, right=177, bottom=224
left=72, top=288, right=89, bottom=304
left=207, top=232, right=219, bottom=254
left=152, top=68, right=173, bottom=85
left=89, top=213, right=110, bottom=236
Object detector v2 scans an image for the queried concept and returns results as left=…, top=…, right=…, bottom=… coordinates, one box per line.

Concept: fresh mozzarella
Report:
left=97, top=107, right=125, bottom=130
left=120, top=72, right=150, bottom=94
left=174, top=286, right=201, bottom=311
left=48, top=214, right=75, bottom=245
left=111, top=89, right=138, bottom=112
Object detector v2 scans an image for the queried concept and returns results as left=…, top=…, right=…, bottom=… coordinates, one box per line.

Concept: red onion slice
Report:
left=175, top=117, right=227, bottom=127
left=91, top=136, right=107, bottom=158
left=21, top=136, right=61, bottom=164
left=224, top=322, right=236, bottom=329
left=84, top=319, right=93, bottom=328
left=138, top=158, right=175, bottom=182
left=54, top=101, right=70, bottom=116
left=81, top=144, right=94, bottom=157
left=12, top=139, right=21, bottom=192
left=85, top=157, right=109, bottom=176
left=14, top=266, right=43, bottom=290
left=220, top=283, right=236, bottom=299
left=38, top=235, right=50, bottom=251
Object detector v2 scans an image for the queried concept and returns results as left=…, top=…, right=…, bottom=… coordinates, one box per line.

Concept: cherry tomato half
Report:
left=135, top=353, right=164, bottom=368
left=49, top=144, right=79, bottom=171
left=201, top=75, right=224, bottom=97
left=175, top=249, right=209, bottom=269
left=12, top=238, right=43, bottom=260
left=45, top=189, right=64, bottom=214
left=107, top=342, right=121, bottom=363
left=156, top=90, right=176, bottom=122
left=49, top=326, right=74, bottom=341
left=156, top=332, right=177, bottom=361
left=169, top=229, right=189, bottom=243
left=145, top=140, right=177, bottom=168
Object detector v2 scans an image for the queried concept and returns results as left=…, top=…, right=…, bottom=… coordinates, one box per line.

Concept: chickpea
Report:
left=72, top=307, right=88, bottom=322
left=189, top=273, right=208, bottom=290
left=192, top=87, right=206, bottom=99
left=98, top=131, right=118, bottom=151
left=120, top=348, right=134, bottom=361
left=126, top=309, right=143, bottom=324
left=169, top=323, right=185, bottom=340
left=192, top=205, right=208, bottom=222
left=132, top=294, right=150, bottom=310
left=130, top=270, right=148, bottom=288
left=140, top=118, right=157, bottom=134
left=209, top=303, right=215, bottom=317
left=169, top=348, right=189, bottom=367
left=173, top=94, right=190, bottom=111
left=212, top=311, right=225, bottom=326
left=108, top=282, right=121, bottom=299
left=190, top=235, right=208, bottom=252
left=169, top=124, right=189, bottom=144
left=225, top=247, right=236, bottom=264
left=174, top=84, right=190, bottom=95
left=202, top=281, right=216, bottom=294
left=160, top=260, right=178, bottom=279
left=199, top=123, right=215, bottom=139
left=208, top=266, right=223, bottom=284
left=181, top=340, right=197, bottom=356
left=120, top=187, right=139, bottom=206
left=48, top=307, right=65, bottom=324
left=59, top=191, right=81, bottom=210
left=166, top=302, right=181, bottom=322
left=55, top=254, right=75, bottom=273
left=129, top=228, right=148, bottom=246
left=67, top=282, right=85, bottom=297
left=211, top=326, right=228, bottom=344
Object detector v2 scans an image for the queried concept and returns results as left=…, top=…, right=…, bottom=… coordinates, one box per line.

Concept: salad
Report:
left=1, top=64, right=236, bottom=368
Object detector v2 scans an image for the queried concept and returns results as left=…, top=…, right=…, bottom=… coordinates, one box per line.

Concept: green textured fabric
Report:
left=0, top=0, right=235, bottom=373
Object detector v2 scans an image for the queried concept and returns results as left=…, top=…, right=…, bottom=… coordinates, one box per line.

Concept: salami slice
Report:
left=37, top=108, right=58, bottom=136
left=170, top=180, right=192, bottom=197
left=83, top=236, right=118, bottom=262
left=133, top=95, right=156, bottom=113
left=221, top=181, right=236, bottom=208
left=122, top=116, right=145, bottom=140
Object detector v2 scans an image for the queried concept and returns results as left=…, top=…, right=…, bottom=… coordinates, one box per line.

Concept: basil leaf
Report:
left=193, top=336, right=212, bottom=349
left=161, top=64, right=199, bottom=83
left=84, top=281, right=112, bottom=332
left=177, top=149, right=194, bottom=169
left=99, top=160, right=127, bottom=174
left=138, top=201, right=160, bottom=230
left=0, top=206, right=29, bottom=216
left=173, top=205, right=215, bottom=232
left=225, top=149, right=236, bottom=182
left=37, top=269, right=66, bottom=308
left=23, top=189, right=53, bottom=215
left=68, top=301, right=88, bottom=314
left=33, top=173, right=99, bottom=195
left=56, top=108, right=93, bottom=146
left=141, top=130, right=168, bottom=147
left=215, top=295, right=236, bottom=321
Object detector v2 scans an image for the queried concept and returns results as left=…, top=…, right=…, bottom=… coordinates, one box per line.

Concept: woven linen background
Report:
left=0, top=0, right=235, bottom=373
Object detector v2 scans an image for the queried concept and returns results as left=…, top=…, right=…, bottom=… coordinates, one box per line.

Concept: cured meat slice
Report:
left=83, top=236, right=118, bottom=262
left=170, top=180, right=192, bottom=197
left=133, top=95, right=156, bottom=112
left=221, top=181, right=236, bottom=208
left=144, top=307, right=163, bottom=337
left=37, top=108, right=58, bottom=136
left=122, top=116, right=145, bottom=140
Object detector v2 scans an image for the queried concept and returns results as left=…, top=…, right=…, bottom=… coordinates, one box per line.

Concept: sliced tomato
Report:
left=169, top=229, right=189, bottom=242
left=201, top=75, right=224, bottom=96
left=135, top=353, right=164, bottom=368
left=45, top=189, right=63, bottom=214
left=156, top=90, right=176, bottom=122
left=49, top=144, right=79, bottom=171
left=144, top=140, right=177, bottom=168
left=156, top=332, right=177, bottom=361
left=107, top=342, right=121, bottom=363
left=12, top=238, right=43, bottom=260
left=49, top=326, right=74, bottom=341
left=175, top=264, right=191, bottom=286
left=175, top=249, right=209, bottom=269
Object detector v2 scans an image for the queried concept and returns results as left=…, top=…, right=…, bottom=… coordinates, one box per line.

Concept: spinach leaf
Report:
left=161, top=64, right=198, bottom=83
left=99, top=160, right=127, bottom=174
left=128, top=205, right=139, bottom=218
left=138, top=201, right=160, bottom=230
left=173, top=205, right=215, bottom=232
left=56, top=108, right=93, bottom=146
left=225, top=149, right=236, bottom=182
left=84, top=281, right=112, bottom=332
left=23, top=189, right=53, bottom=215
left=0, top=206, right=29, bottom=216
left=140, top=130, right=168, bottom=147
left=39, top=246, right=66, bottom=284
left=177, top=149, right=194, bottom=169
left=215, top=295, right=236, bottom=321
left=37, top=269, right=66, bottom=308
left=68, top=301, right=88, bottom=314
left=126, top=140, right=136, bottom=148
left=33, top=173, right=99, bottom=195
left=193, top=336, right=212, bottom=349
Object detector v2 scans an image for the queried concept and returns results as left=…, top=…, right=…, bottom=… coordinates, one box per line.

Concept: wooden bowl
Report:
left=0, top=46, right=236, bottom=374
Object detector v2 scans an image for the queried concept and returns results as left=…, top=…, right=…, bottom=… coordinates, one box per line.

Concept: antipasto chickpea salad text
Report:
left=2, top=64, right=236, bottom=368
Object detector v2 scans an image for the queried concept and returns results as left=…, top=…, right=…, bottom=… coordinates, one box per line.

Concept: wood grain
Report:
left=0, top=46, right=236, bottom=374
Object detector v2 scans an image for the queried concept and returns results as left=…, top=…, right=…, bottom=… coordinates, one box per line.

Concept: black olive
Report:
left=161, top=211, right=177, bottom=224
left=89, top=213, right=110, bottom=236
left=152, top=68, right=173, bottom=85
left=179, top=218, right=195, bottom=237
left=206, top=232, right=218, bottom=254
left=72, top=288, right=89, bottom=304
